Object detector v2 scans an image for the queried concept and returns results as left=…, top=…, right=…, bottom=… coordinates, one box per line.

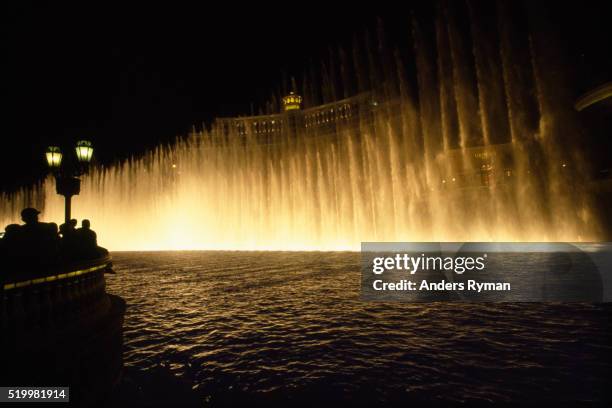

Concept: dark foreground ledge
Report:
left=0, top=256, right=126, bottom=407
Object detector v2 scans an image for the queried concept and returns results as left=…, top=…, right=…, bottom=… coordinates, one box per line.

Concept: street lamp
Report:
left=45, top=146, right=63, bottom=169
left=45, top=140, right=94, bottom=223
left=75, top=140, right=94, bottom=163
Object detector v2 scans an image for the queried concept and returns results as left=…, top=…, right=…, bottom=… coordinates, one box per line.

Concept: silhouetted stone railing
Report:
left=0, top=255, right=125, bottom=405
left=1, top=256, right=113, bottom=333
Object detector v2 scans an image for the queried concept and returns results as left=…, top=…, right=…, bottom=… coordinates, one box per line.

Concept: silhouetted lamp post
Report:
left=45, top=141, right=94, bottom=223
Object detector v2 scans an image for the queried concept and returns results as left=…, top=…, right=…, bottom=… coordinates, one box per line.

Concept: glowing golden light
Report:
left=45, top=146, right=63, bottom=169
left=3, top=262, right=109, bottom=291
left=282, top=92, right=302, bottom=111
left=75, top=140, right=94, bottom=163
left=2, top=89, right=602, bottom=251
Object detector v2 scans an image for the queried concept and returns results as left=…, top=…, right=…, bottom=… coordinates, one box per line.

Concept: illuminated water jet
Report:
left=0, top=3, right=601, bottom=250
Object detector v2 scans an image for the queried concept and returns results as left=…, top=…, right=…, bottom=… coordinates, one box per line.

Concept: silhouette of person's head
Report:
left=5, top=224, right=20, bottom=233
left=21, top=207, right=40, bottom=225
left=82, top=219, right=91, bottom=229
left=70, top=219, right=77, bottom=228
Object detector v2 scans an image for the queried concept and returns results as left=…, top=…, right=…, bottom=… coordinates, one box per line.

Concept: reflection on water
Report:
left=107, top=252, right=611, bottom=406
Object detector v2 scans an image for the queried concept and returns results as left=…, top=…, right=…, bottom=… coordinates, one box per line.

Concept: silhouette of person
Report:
left=20, top=207, right=46, bottom=242
left=46, top=222, right=60, bottom=248
left=59, top=218, right=78, bottom=256
left=0, top=224, right=21, bottom=261
left=21, top=207, right=41, bottom=226
left=76, top=219, right=98, bottom=258
left=1, top=224, right=21, bottom=246
left=17, top=207, right=58, bottom=265
left=59, top=222, right=73, bottom=238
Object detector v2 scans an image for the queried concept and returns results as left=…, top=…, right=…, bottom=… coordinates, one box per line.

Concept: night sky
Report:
left=1, top=1, right=611, bottom=191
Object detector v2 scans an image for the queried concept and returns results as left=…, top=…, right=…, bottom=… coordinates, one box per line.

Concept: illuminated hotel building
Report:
left=214, top=91, right=378, bottom=143
left=214, top=91, right=515, bottom=188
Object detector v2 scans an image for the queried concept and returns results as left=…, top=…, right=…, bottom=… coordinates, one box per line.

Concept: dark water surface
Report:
left=105, top=251, right=611, bottom=406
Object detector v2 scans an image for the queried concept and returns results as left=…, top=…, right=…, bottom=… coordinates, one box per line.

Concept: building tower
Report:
left=282, top=92, right=303, bottom=137
left=282, top=91, right=302, bottom=112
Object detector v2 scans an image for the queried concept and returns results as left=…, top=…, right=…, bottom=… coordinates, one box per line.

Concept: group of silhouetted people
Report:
left=0, top=207, right=107, bottom=268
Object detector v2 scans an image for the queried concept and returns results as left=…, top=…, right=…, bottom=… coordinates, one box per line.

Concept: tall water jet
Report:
left=0, top=1, right=601, bottom=250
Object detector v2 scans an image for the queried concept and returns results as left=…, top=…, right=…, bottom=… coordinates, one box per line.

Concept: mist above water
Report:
left=0, top=1, right=600, bottom=250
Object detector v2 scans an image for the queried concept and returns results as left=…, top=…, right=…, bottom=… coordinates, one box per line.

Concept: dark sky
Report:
left=1, top=1, right=611, bottom=191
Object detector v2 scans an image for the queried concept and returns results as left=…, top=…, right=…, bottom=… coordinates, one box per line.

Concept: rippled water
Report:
left=106, top=252, right=611, bottom=406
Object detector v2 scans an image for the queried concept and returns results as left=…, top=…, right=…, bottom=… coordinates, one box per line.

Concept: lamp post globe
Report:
left=75, top=140, right=94, bottom=164
left=45, top=146, right=63, bottom=170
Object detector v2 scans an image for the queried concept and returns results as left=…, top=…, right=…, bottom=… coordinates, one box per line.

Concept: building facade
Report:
left=212, top=91, right=515, bottom=189
left=213, top=92, right=377, bottom=144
